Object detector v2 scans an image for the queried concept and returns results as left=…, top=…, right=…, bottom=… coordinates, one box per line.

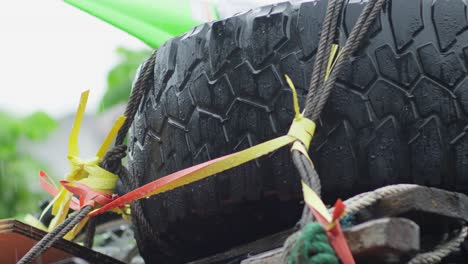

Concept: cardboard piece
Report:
left=0, top=219, right=122, bottom=264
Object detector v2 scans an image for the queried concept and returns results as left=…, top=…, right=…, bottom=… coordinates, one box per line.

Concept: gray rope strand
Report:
left=339, top=184, right=418, bottom=215
left=307, top=0, right=339, bottom=98
left=304, top=0, right=372, bottom=118
left=115, top=50, right=157, bottom=145
left=408, top=226, right=468, bottom=264
left=306, top=0, right=386, bottom=120
left=305, top=0, right=377, bottom=119
left=83, top=217, right=96, bottom=248
left=17, top=206, right=93, bottom=264
left=317, top=0, right=345, bottom=91
left=292, top=0, right=344, bottom=228
left=291, top=0, right=387, bottom=251
left=291, top=0, right=344, bottom=228
left=293, top=0, right=345, bottom=200
left=292, top=151, right=321, bottom=195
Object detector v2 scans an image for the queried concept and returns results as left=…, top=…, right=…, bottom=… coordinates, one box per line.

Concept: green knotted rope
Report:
left=288, top=222, right=339, bottom=264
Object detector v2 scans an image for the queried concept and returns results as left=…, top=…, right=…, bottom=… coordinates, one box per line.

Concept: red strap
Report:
left=60, top=180, right=117, bottom=208
left=332, top=199, right=345, bottom=222
left=309, top=200, right=354, bottom=264
left=39, top=171, right=80, bottom=210
left=39, top=170, right=59, bottom=196
left=89, top=154, right=232, bottom=216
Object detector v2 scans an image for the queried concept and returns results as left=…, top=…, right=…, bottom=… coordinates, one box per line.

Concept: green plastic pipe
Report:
left=64, top=0, right=203, bottom=48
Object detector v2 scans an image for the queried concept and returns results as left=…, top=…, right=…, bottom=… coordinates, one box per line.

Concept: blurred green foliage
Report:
left=98, top=47, right=152, bottom=112
left=0, top=47, right=149, bottom=218
left=0, top=111, right=56, bottom=218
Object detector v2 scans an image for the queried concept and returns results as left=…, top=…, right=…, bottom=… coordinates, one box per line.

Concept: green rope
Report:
left=289, top=222, right=339, bottom=264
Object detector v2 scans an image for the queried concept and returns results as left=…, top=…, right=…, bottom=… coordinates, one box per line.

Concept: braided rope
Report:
left=115, top=50, right=157, bottom=146
left=288, top=222, right=339, bottom=264
left=307, top=0, right=339, bottom=101
left=408, top=226, right=467, bottom=264
left=339, top=184, right=418, bottom=215
left=304, top=0, right=387, bottom=120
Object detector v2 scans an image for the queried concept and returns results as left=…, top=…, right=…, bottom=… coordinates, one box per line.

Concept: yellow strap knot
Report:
left=288, top=117, right=316, bottom=150
left=284, top=74, right=316, bottom=150
left=30, top=90, right=126, bottom=240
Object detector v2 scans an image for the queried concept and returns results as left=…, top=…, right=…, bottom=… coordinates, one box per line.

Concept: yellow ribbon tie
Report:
left=39, top=90, right=126, bottom=240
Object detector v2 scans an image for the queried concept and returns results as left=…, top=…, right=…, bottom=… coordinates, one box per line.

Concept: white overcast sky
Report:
left=0, top=0, right=148, bottom=118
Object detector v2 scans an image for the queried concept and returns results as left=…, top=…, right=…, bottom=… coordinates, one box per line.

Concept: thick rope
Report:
left=115, top=51, right=158, bottom=146
left=287, top=0, right=389, bottom=261
left=305, top=0, right=387, bottom=120
left=79, top=51, right=157, bottom=250
left=292, top=0, right=345, bottom=229
left=292, top=151, right=321, bottom=197
left=408, top=226, right=467, bottom=264
left=292, top=0, right=387, bottom=238
left=83, top=217, right=96, bottom=248
left=288, top=222, right=339, bottom=264
left=339, top=184, right=418, bottom=215
left=307, top=0, right=340, bottom=100
left=17, top=206, right=92, bottom=264
left=292, top=0, right=345, bottom=202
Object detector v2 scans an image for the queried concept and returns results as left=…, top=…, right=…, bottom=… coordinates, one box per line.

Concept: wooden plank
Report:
left=0, top=219, right=122, bottom=264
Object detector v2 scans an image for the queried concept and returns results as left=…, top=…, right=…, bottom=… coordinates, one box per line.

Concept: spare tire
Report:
left=128, top=0, right=468, bottom=262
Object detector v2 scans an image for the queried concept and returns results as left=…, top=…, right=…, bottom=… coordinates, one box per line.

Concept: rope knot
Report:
left=102, top=144, right=128, bottom=173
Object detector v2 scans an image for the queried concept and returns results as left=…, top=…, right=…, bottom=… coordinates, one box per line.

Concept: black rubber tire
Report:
left=129, top=0, right=468, bottom=262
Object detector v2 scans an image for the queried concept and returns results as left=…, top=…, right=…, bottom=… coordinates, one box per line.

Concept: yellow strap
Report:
left=49, top=191, right=72, bottom=230
left=64, top=216, right=89, bottom=240
left=37, top=90, right=126, bottom=239
left=145, top=135, right=299, bottom=197
left=302, top=181, right=332, bottom=222
left=69, top=90, right=89, bottom=157
left=285, top=75, right=301, bottom=120
left=325, top=44, right=340, bottom=81
left=23, top=214, right=48, bottom=232
left=96, top=115, right=126, bottom=159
